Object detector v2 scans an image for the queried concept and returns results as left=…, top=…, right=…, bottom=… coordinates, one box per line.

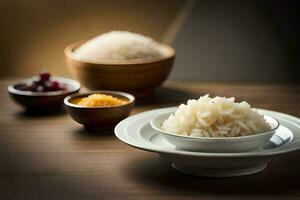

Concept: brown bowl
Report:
left=64, top=91, right=135, bottom=130
left=8, top=77, right=80, bottom=113
left=64, top=41, right=175, bottom=97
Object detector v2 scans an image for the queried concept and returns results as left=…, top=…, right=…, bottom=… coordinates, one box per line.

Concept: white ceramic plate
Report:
left=115, top=107, right=300, bottom=177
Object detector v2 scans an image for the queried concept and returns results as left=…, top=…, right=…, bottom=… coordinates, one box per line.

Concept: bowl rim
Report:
left=64, top=90, right=135, bottom=109
left=151, top=112, right=280, bottom=141
left=7, top=76, right=81, bottom=96
left=64, top=40, right=175, bottom=66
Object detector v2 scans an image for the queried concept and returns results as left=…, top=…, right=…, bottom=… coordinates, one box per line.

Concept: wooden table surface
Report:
left=1, top=79, right=300, bottom=200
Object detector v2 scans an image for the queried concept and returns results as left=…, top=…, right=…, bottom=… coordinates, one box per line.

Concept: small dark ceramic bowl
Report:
left=8, top=77, right=81, bottom=113
left=64, top=91, right=135, bottom=130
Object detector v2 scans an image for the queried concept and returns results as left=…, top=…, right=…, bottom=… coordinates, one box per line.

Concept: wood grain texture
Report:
left=0, top=79, right=300, bottom=200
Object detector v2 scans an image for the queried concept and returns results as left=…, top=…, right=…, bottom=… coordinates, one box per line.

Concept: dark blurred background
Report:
left=0, top=0, right=299, bottom=81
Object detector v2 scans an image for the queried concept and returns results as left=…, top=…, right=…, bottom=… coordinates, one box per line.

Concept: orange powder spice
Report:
left=75, top=94, right=128, bottom=107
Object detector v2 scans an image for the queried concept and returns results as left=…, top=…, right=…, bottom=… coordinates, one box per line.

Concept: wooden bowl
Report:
left=64, top=41, right=175, bottom=97
left=64, top=91, right=135, bottom=130
left=8, top=77, right=80, bottom=113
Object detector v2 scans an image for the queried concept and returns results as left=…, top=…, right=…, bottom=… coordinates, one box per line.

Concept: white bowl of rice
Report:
left=151, top=95, right=279, bottom=153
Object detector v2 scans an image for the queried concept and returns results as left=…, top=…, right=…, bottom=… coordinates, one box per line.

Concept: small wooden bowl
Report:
left=64, top=41, right=175, bottom=98
left=8, top=77, right=80, bottom=113
left=64, top=91, right=135, bottom=130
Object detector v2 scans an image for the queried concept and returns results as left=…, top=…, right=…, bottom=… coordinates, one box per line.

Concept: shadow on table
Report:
left=123, top=155, right=299, bottom=196
left=69, top=127, right=117, bottom=151
left=135, top=86, right=200, bottom=106
left=72, top=126, right=115, bottom=138
left=14, top=107, right=66, bottom=118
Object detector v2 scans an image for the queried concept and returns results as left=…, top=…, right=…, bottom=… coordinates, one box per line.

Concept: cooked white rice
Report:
left=72, top=31, right=167, bottom=63
left=161, top=95, right=271, bottom=138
